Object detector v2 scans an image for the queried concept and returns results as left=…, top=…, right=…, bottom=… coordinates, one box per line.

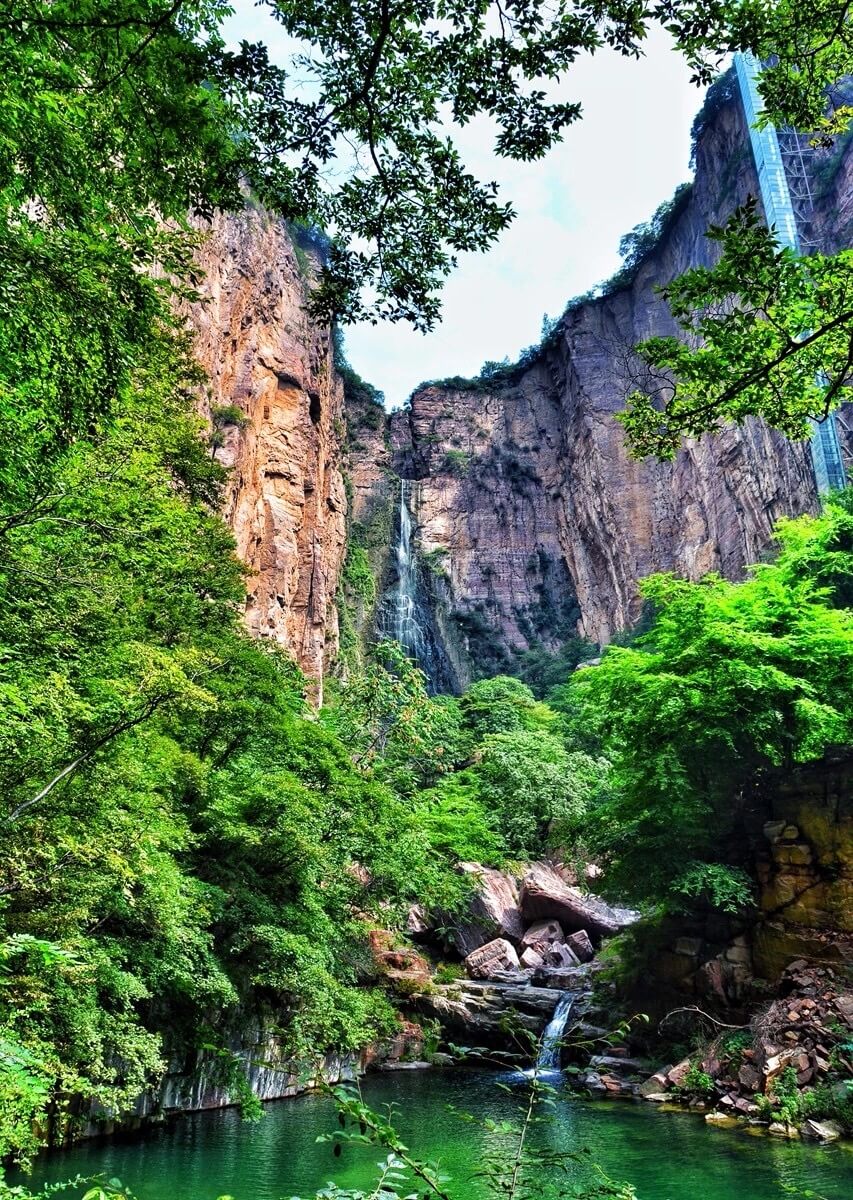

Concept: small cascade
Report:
left=536, top=992, right=575, bottom=1073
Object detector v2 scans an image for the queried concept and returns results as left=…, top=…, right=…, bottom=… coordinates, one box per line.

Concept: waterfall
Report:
left=536, top=992, right=574, bottom=1073
left=376, top=479, right=459, bottom=694
left=393, top=480, right=425, bottom=660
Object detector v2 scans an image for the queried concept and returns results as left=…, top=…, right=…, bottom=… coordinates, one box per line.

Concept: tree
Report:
left=460, top=675, right=552, bottom=737
left=621, top=202, right=853, bottom=459
left=5, top=1, right=853, bottom=334
left=565, top=496, right=853, bottom=911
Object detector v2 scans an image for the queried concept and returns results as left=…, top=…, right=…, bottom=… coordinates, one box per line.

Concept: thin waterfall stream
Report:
left=536, top=992, right=575, bottom=1073
left=393, top=479, right=425, bottom=659
left=377, top=479, right=457, bottom=692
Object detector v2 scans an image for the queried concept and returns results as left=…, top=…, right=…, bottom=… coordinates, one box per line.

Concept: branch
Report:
left=659, top=1006, right=749, bottom=1031
left=5, top=693, right=176, bottom=825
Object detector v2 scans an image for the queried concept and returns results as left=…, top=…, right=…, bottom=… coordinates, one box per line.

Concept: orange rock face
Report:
left=184, top=210, right=347, bottom=703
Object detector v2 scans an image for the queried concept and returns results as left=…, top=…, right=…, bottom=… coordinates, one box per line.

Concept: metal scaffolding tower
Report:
left=733, top=51, right=846, bottom=493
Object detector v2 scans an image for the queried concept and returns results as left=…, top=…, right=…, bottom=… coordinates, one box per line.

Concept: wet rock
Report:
left=802, top=1119, right=843, bottom=1142
left=589, top=1055, right=644, bottom=1073
left=639, top=1072, right=670, bottom=1097
left=705, top=1112, right=739, bottom=1127
left=768, top=1121, right=799, bottom=1138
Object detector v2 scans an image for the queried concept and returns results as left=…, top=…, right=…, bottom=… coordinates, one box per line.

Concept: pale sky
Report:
left=223, top=4, right=707, bottom=407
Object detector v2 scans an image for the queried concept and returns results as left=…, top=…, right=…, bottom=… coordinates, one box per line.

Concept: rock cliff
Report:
left=184, top=209, right=348, bottom=703
left=182, top=91, right=853, bottom=699
left=376, top=93, right=853, bottom=685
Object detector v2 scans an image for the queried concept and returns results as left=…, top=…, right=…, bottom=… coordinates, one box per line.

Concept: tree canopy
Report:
left=561, top=495, right=853, bottom=910
left=5, top=0, right=853, bottom=332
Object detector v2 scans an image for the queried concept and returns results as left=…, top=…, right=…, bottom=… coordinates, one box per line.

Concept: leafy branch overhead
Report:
left=6, top=1, right=853, bottom=330
left=620, top=201, right=853, bottom=460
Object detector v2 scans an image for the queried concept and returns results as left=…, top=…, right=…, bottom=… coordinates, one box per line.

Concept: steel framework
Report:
left=733, top=51, right=846, bottom=493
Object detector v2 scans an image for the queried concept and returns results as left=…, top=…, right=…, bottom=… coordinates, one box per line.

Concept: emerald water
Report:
left=13, top=1071, right=853, bottom=1200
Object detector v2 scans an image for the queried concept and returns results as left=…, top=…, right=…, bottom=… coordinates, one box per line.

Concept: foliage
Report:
left=621, top=201, right=853, bottom=460
left=474, top=732, right=586, bottom=858
left=677, top=1065, right=715, bottom=1098
left=600, top=183, right=694, bottom=298
left=323, top=642, right=469, bottom=796
left=460, top=676, right=552, bottom=738
left=689, top=67, right=738, bottom=165
left=442, top=450, right=471, bottom=478
left=514, top=638, right=597, bottom=699
left=562, top=496, right=853, bottom=910
left=333, top=327, right=387, bottom=418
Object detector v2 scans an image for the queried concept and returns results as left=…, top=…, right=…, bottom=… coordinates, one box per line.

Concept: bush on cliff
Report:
left=562, top=496, right=853, bottom=912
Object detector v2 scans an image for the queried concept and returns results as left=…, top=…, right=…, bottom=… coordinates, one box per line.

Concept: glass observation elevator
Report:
left=733, top=51, right=847, bottom=493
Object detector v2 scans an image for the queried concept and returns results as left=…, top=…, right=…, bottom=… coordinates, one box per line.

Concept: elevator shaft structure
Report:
left=733, top=51, right=846, bottom=493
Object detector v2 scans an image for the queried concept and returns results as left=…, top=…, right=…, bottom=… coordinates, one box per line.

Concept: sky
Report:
left=223, top=4, right=707, bottom=408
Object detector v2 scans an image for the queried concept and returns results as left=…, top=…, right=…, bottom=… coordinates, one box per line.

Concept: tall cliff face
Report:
left=185, top=210, right=348, bottom=703
left=377, top=94, right=853, bottom=684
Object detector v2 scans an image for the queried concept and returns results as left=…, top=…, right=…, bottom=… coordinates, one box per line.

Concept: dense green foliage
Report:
left=0, top=358, right=468, bottom=1160
left=559, top=496, right=853, bottom=911
left=4, top=0, right=853, bottom=1178
left=622, top=201, right=853, bottom=459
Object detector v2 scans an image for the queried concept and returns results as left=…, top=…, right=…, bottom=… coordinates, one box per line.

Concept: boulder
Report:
left=406, top=904, right=430, bottom=937
left=521, top=919, right=564, bottom=947
left=464, top=937, right=521, bottom=980
left=666, top=1059, right=692, bottom=1088
left=546, top=941, right=580, bottom=968
left=519, top=864, right=635, bottom=942
left=565, top=930, right=594, bottom=963
left=639, top=1072, right=670, bottom=1097
left=520, top=946, right=544, bottom=969
left=803, top=1119, right=843, bottom=1142
left=448, top=863, right=525, bottom=956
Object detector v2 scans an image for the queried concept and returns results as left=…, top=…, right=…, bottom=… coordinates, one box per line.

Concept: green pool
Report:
left=11, top=1070, right=853, bottom=1200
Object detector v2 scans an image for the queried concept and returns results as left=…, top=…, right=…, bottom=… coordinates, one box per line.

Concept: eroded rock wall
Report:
left=383, top=96, right=843, bottom=676
left=185, top=209, right=348, bottom=703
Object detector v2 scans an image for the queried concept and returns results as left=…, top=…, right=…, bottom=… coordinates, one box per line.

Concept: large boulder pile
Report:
left=441, top=861, right=637, bottom=986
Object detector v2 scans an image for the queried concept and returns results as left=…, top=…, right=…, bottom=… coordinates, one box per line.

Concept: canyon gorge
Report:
left=188, top=80, right=853, bottom=697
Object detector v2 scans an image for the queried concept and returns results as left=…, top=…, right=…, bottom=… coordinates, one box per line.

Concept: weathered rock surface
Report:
left=184, top=209, right=348, bottom=704
left=464, top=937, right=521, bottom=979
left=566, top=930, right=595, bottom=963
left=373, top=95, right=841, bottom=684
left=521, top=919, right=564, bottom=947
left=415, top=979, right=567, bottom=1045
left=519, top=864, right=635, bottom=942
left=446, top=862, right=526, bottom=955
